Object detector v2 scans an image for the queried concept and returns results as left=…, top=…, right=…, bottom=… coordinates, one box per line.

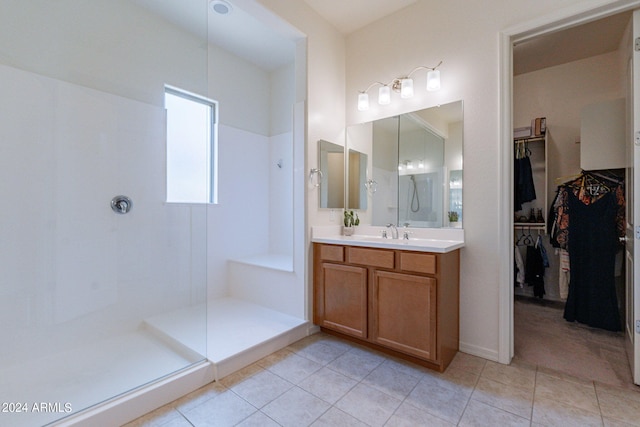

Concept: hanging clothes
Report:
left=563, top=190, right=620, bottom=331
left=549, top=171, right=625, bottom=250
left=515, top=230, right=547, bottom=297
left=514, top=245, right=525, bottom=288
left=514, top=141, right=536, bottom=211
left=525, top=243, right=545, bottom=298
left=558, top=249, right=570, bottom=300
left=548, top=170, right=625, bottom=331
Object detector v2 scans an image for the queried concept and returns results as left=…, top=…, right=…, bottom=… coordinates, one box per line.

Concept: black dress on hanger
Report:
left=563, top=190, right=620, bottom=331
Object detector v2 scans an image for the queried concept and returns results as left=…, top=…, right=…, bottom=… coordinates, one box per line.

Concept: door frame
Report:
left=498, top=0, right=640, bottom=365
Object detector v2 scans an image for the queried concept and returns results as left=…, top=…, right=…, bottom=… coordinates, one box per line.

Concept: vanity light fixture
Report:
left=400, top=78, right=414, bottom=99
left=357, top=61, right=442, bottom=111
left=378, top=85, right=391, bottom=105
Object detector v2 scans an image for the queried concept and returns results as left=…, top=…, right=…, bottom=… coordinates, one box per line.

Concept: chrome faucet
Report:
left=386, top=223, right=398, bottom=239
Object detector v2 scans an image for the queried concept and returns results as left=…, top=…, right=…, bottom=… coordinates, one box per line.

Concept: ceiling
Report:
left=513, top=11, right=631, bottom=75
left=131, top=0, right=419, bottom=71
left=302, top=0, right=417, bottom=34
left=131, top=1, right=630, bottom=76
left=131, top=0, right=295, bottom=71
left=303, top=3, right=631, bottom=75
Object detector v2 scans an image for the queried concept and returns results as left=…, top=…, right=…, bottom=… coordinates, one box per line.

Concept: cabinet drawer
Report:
left=348, top=247, right=394, bottom=269
left=318, top=244, right=344, bottom=262
left=399, top=252, right=437, bottom=275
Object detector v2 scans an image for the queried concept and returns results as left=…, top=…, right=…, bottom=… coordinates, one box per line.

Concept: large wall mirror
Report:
left=346, top=100, right=463, bottom=228
left=348, top=149, right=367, bottom=210
left=318, top=139, right=345, bottom=209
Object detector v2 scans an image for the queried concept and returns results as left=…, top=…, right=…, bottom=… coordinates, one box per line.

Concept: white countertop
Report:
left=311, top=226, right=464, bottom=253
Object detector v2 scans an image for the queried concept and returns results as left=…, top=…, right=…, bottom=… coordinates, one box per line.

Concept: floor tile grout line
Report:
left=176, top=404, right=200, bottom=427
left=289, top=339, right=438, bottom=426
left=452, top=363, right=482, bottom=426
left=591, top=378, right=606, bottom=427
left=530, top=364, right=538, bottom=425
left=260, top=343, right=368, bottom=426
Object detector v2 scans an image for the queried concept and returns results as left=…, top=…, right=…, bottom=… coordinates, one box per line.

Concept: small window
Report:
left=165, top=86, right=218, bottom=204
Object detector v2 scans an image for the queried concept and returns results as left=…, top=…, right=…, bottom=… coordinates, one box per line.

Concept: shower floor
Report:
left=143, top=297, right=308, bottom=369
left=207, top=297, right=307, bottom=367
left=0, top=328, right=204, bottom=427
left=0, top=298, right=307, bottom=426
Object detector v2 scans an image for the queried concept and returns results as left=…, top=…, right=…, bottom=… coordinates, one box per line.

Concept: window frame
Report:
left=164, top=85, right=218, bottom=204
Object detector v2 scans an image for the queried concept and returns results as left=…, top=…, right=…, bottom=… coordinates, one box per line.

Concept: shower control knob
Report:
left=111, top=195, right=132, bottom=214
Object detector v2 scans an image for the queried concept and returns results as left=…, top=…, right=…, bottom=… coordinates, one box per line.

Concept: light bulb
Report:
left=400, top=78, right=414, bottom=98
left=357, top=92, right=369, bottom=111
left=378, top=86, right=391, bottom=105
left=407, top=161, right=413, bottom=170
left=427, top=69, right=440, bottom=91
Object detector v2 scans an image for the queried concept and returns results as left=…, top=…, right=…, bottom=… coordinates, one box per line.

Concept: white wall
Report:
left=254, top=0, right=347, bottom=222
left=344, top=0, right=631, bottom=360
left=269, top=63, right=295, bottom=256
left=0, top=0, right=209, bottom=107
left=209, top=44, right=271, bottom=136
left=252, top=0, right=346, bottom=320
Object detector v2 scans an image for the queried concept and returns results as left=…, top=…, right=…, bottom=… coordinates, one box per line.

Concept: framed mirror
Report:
left=348, top=149, right=367, bottom=210
left=346, top=100, right=463, bottom=228
left=318, top=139, right=345, bottom=209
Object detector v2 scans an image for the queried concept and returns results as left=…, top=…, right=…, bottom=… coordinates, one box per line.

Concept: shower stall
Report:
left=1, top=0, right=309, bottom=425
left=0, top=1, right=211, bottom=425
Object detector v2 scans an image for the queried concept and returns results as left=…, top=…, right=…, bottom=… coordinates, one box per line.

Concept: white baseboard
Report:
left=459, top=341, right=500, bottom=363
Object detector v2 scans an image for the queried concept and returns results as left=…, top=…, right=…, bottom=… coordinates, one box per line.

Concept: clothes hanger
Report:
left=588, top=170, right=623, bottom=185
left=516, top=227, right=534, bottom=246
left=554, top=172, right=582, bottom=185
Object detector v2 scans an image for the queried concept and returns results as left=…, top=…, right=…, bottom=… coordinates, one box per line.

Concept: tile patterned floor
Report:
left=514, top=297, right=634, bottom=389
left=126, top=332, right=640, bottom=427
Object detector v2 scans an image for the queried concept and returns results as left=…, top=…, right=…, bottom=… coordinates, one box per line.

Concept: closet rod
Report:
left=514, top=136, right=545, bottom=143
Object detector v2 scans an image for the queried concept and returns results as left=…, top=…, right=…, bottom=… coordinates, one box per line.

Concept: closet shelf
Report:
left=514, top=222, right=546, bottom=230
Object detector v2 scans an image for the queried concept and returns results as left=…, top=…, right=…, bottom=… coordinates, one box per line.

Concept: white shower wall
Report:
left=206, top=46, right=297, bottom=300
left=207, top=125, right=294, bottom=298
left=269, top=131, right=294, bottom=256
left=0, top=63, right=207, bottom=366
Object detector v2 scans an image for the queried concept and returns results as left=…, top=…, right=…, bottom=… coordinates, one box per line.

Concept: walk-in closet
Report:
left=512, top=10, right=634, bottom=387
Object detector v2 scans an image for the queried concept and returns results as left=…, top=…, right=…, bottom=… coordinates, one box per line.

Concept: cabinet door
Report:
left=372, top=271, right=437, bottom=361
left=318, top=263, right=368, bottom=339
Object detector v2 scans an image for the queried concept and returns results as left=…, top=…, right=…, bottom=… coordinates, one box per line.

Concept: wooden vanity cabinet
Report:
left=313, top=242, right=460, bottom=372
left=372, top=270, right=437, bottom=361
left=318, top=263, right=367, bottom=339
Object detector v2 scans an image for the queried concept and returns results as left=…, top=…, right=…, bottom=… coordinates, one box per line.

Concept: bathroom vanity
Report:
left=312, top=231, right=462, bottom=372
